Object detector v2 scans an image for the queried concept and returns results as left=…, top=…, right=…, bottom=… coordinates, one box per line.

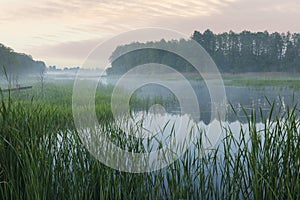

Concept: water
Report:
left=100, top=76, right=300, bottom=153
left=51, top=71, right=299, bottom=161
left=63, top=73, right=299, bottom=196
left=107, top=77, right=300, bottom=123
left=50, top=71, right=299, bottom=144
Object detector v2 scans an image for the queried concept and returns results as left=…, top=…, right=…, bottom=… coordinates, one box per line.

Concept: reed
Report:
left=0, top=82, right=299, bottom=199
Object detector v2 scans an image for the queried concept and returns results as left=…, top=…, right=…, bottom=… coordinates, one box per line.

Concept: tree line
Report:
left=108, top=30, right=300, bottom=74
left=0, top=43, right=46, bottom=86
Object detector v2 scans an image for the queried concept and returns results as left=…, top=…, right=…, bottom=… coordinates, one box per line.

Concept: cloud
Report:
left=1, top=0, right=234, bottom=21
left=27, top=38, right=103, bottom=67
left=0, top=0, right=237, bottom=53
left=1, top=0, right=300, bottom=68
left=148, top=0, right=300, bottom=34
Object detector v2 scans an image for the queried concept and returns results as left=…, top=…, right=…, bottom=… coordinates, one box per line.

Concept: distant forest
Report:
left=0, top=43, right=46, bottom=86
left=107, top=30, right=300, bottom=74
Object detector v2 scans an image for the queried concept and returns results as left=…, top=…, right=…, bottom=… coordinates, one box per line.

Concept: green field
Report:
left=0, top=81, right=299, bottom=199
left=225, top=76, right=300, bottom=89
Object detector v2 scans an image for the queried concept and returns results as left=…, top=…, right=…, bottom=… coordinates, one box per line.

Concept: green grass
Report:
left=226, top=76, right=300, bottom=89
left=0, top=81, right=299, bottom=199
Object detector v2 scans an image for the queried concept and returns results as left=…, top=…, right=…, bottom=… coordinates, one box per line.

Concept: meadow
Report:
left=0, top=81, right=299, bottom=199
left=225, top=76, right=300, bottom=89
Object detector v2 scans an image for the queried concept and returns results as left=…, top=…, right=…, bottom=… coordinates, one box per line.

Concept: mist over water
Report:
left=99, top=75, right=300, bottom=122
left=50, top=70, right=300, bottom=135
left=93, top=74, right=300, bottom=152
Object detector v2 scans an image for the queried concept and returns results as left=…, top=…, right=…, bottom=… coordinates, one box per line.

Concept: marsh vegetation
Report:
left=0, top=78, right=299, bottom=199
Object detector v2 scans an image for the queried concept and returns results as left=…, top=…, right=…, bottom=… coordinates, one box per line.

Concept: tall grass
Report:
left=0, top=83, right=299, bottom=199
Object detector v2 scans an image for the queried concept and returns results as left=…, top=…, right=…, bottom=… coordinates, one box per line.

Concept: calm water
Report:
left=100, top=76, right=300, bottom=150
left=61, top=73, right=298, bottom=194
left=107, top=77, right=300, bottom=123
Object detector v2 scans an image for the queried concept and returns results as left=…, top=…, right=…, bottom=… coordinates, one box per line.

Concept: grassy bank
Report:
left=0, top=81, right=299, bottom=199
left=225, top=76, right=300, bottom=89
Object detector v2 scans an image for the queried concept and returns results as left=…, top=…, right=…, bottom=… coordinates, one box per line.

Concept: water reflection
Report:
left=123, top=110, right=267, bottom=151
left=128, top=80, right=300, bottom=124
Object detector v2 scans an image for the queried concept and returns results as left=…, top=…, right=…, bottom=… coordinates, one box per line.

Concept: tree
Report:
left=0, top=43, right=46, bottom=87
left=107, top=30, right=300, bottom=74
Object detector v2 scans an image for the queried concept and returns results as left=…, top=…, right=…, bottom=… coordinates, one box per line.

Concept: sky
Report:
left=1, top=0, right=300, bottom=68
